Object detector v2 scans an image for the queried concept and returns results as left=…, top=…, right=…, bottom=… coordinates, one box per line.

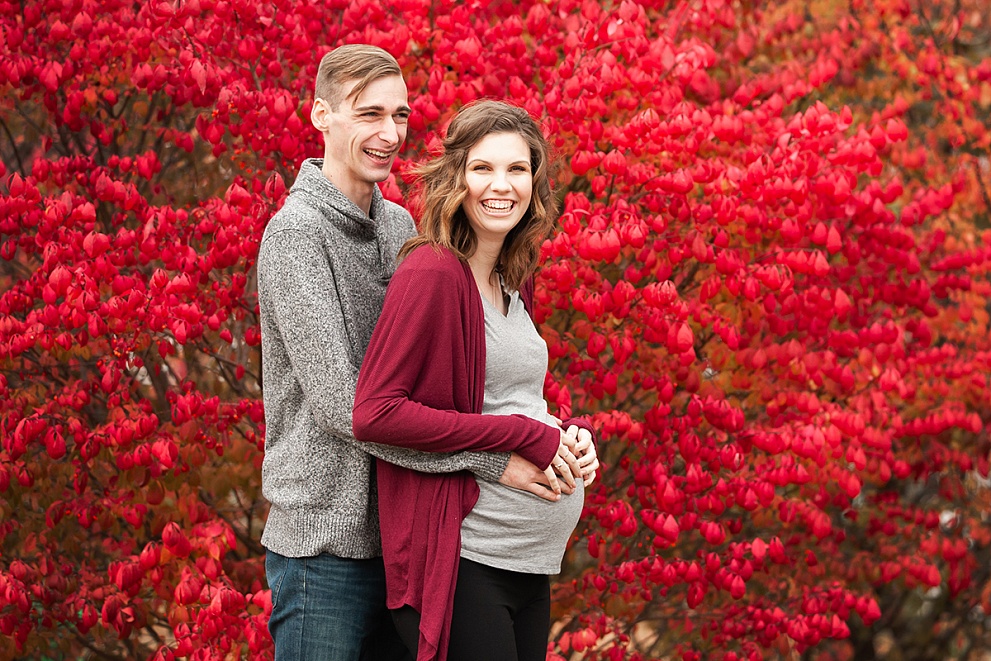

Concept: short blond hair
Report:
left=314, top=44, right=402, bottom=109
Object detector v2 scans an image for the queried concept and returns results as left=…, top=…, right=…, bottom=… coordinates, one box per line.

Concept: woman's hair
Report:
left=399, top=100, right=557, bottom=291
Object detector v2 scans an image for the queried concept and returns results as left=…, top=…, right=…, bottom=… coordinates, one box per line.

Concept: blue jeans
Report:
left=266, top=550, right=410, bottom=661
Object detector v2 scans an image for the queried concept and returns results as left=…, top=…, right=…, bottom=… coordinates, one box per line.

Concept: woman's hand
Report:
left=566, top=424, right=599, bottom=486
left=543, top=431, right=581, bottom=495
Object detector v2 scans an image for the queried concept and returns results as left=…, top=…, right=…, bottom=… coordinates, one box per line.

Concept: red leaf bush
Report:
left=2, top=0, right=990, bottom=659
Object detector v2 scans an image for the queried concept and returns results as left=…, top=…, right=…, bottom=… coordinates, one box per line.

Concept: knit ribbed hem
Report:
left=261, top=507, right=382, bottom=559
left=469, top=451, right=511, bottom=483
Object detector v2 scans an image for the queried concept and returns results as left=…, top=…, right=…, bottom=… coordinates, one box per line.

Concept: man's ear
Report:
left=311, top=98, right=332, bottom=133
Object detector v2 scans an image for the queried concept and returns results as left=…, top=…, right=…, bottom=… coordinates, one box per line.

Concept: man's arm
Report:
left=257, top=229, right=508, bottom=481
left=364, top=442, right=510, bottom=482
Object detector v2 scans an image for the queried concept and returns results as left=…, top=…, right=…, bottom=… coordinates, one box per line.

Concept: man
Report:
left=256, top=44, right=576, bottom=661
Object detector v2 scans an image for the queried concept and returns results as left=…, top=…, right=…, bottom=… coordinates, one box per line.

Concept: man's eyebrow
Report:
left=353, top=104, right=412, bottom=114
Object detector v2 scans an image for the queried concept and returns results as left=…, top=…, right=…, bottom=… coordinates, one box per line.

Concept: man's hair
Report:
left=400, top=100, right=557, bottom=291
left=314, top=44, right=402, bottom=109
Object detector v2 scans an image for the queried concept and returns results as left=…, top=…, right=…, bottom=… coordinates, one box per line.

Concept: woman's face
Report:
left=462, top=131, right=533, bottom=247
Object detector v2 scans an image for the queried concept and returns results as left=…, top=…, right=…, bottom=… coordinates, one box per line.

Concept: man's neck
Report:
left=321, top=161, right=373, bottom=216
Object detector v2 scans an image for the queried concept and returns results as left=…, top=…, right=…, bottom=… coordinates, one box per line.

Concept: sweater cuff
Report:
left=525, top=424, right=563, bottom=470
left=561, top=416, right=597, bottom=443
left=466, top=451, right=511, bottom=482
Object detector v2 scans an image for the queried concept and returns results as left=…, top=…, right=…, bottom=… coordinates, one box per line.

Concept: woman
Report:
left=353, top=100, right=598, bottom=661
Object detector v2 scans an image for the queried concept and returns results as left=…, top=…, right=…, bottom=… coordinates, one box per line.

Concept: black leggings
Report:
left=391, top=558, right=550, bottom=661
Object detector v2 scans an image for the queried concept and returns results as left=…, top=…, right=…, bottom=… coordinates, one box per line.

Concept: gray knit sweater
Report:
left=257, top=158, right=509, bottom=559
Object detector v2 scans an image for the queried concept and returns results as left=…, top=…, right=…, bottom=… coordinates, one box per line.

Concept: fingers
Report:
left=583, top=470, right=597, bottom=487
left=569, top=427, right=593, bottom=455
left=527, top=473, right=561, bottom=502
left=552, top=442, right=579, bottom=487
left=560, top=427, right=578, bottom=452
left=564, top=451, right=581, bottom=480
left=569, top=427, right=598, bottom=477
left=498, top=453, right=577, bottom=500
left=550, top=460, right=576, bottom=492
left=542, top=465, right=563, bottom=496
left=579, top=455, right=600, bottom=478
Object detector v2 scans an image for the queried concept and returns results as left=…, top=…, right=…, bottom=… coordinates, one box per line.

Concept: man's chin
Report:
left=364, top=164, right=396, bottom=183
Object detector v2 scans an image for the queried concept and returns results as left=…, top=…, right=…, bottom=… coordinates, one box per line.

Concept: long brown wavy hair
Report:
left=399, top=100, right=557, bottom=291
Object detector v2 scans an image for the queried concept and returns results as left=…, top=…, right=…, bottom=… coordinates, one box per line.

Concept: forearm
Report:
left=362, top=442, right=509, bottom=481
left=353, top=395, right=558, bottom=468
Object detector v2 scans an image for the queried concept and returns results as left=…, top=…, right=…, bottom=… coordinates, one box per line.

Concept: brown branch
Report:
left=197, top=487, right=265, bottom=556
left=0, top=115, right=27, bottom=175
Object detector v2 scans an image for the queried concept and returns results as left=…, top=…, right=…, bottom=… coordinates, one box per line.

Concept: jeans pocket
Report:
left=266, top=550, right=289, bottom=610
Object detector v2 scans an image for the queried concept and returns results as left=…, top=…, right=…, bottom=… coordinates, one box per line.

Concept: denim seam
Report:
left=269, top=556, right=287, bottom=611
left=298, top=556, right=307, bottom=659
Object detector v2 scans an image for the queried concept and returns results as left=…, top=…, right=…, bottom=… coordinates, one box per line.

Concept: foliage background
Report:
left=1, top=0, right=990, bottom=659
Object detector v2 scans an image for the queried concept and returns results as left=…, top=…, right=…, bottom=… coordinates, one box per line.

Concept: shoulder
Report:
left=380, top=198, right=414, bottom=221
left=397, top=244, right=465, bottom=276
left=381, top=246, right=474, bottom=323
left=379, top=199, right=415, bottom=230
left=258, top=210, right=325, bottom=270
left=386, top=246, right=472, bottom=307
left=262, top=196, right=323, bottom=244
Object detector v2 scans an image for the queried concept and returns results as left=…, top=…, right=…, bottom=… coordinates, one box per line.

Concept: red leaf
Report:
left=190, top=60, right=207, bottom=94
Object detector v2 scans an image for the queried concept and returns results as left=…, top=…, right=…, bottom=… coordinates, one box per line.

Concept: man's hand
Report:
left=498, top=452, right=575, bottom=502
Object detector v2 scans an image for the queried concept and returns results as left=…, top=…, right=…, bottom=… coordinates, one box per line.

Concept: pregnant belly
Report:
left=459, top=480, right=584, bottom=574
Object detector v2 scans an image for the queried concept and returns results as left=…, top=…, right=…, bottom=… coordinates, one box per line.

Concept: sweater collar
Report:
left=290, top=158, right=388, bottom=232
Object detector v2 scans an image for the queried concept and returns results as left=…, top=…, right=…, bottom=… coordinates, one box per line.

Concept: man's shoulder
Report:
left=379, top=198, right=413, bottom=221
left=377, top=198, right=416, bottom=238
left=263, top=194, right=328, bottom=239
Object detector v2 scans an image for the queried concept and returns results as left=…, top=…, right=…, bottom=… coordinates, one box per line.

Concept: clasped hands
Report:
left=498, top=424, right=599, bottom=502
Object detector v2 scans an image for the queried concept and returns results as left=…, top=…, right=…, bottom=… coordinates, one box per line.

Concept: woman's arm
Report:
left=353, top=250, right=561, bottom=470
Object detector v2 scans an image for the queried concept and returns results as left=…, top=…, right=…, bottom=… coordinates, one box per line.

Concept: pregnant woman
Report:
left=352, top=100, right=597, bottom=661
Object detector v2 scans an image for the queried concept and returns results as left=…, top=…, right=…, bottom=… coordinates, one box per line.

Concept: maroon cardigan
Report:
left=353, top=245, right=589, bottom=661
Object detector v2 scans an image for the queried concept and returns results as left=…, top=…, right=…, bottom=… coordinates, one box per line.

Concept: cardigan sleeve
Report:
left=353, top=251, right=560, bottom=470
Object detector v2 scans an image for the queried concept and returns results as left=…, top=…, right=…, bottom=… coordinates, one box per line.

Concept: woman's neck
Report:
left=468, top=240, right=506, bottom=313
left=467, top=238, right=502, bottom=282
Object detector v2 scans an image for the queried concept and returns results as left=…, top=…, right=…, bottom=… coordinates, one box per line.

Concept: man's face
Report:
left=318, top=75, right=410, bottom=199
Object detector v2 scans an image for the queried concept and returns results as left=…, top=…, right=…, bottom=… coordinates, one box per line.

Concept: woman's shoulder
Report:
left=389, top=243, right=472, bottom=312
left=398, top=243, right=466, bottom=276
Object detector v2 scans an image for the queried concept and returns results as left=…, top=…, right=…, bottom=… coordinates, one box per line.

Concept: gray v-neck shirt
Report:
left=459, top=290, right=584, bottom=574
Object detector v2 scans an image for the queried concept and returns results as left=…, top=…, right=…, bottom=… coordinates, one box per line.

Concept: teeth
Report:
left=482, top=200, right=513, bottom=210
left=366, top=149, right=390, bottom=159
